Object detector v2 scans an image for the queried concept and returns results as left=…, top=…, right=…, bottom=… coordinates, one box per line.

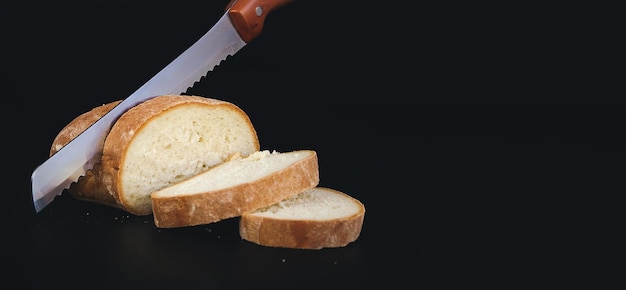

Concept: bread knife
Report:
left=31, top=0, right=293, bottom=212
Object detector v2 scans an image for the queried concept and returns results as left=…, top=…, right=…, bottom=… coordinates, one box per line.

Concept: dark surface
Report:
left=3, top=1, right=625, bottom=289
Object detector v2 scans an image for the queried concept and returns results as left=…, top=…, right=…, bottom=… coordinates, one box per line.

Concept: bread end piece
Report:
left=49, top=100, right=122, bottom=209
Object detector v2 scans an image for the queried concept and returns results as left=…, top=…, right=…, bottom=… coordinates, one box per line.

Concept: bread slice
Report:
left=239, top=187, right=365, bottom=249
left=50, top=95, right=260, bottom=215
left=151, top=150, right=319, bottom=228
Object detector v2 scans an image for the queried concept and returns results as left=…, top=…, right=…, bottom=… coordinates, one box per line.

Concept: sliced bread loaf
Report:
left=151, top=150, right=319, bottom=228
left=50, top=95, right=260, bottom=215
left=239, top=187, right=365, bottom=249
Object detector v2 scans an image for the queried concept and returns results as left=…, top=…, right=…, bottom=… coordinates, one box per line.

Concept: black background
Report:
left=3, top=1, right=625, bottom=289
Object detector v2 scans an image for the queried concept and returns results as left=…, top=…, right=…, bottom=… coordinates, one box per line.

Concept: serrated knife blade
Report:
left=31, top=0, right=293, bottom=212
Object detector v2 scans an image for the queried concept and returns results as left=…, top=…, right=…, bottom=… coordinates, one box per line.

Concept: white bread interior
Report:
left=248, top=187, right=363, bottom=220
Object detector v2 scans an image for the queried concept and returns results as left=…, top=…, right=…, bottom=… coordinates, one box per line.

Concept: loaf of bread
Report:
left=50, top=95, right=365, bottom=249
left=50, top=95, right=260, bottom=215
left=151, top=150, right=319, bottom=228
left=239, top=187, right=365, bottom=249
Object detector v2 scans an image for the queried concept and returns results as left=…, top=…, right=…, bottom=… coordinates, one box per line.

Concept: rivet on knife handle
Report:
left=227, top=0, right=294, bottom=43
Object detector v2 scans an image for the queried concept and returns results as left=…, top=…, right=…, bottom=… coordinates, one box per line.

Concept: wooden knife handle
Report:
left=226, top=0, right=293, bottom=43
